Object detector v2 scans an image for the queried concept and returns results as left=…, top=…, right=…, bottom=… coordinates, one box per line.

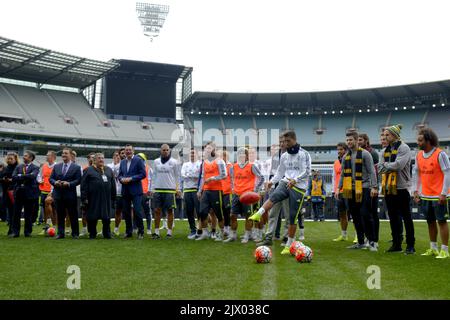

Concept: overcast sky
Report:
left=1, top=0, right=450, bottom=93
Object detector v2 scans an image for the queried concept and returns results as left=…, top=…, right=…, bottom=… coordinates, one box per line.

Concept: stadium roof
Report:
left=0, top=36, right=119, bottom=89
left=184, top=80, right=450, bottom=113
left=108, top=59, right=191, bottom=81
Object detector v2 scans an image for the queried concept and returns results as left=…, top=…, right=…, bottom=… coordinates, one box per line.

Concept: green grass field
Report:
left=0, top=220, right=449, bottom=300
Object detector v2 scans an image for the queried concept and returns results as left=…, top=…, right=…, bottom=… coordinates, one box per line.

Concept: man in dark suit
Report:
left=10, top=151, right=40, bottom=237
left=118, top=144, right=146, bottom=239
left=50, top=147, right=81, bottom=239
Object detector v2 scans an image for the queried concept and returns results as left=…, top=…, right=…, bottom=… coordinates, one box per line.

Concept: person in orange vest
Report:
left=332, top=142, right=349, bottom=241
left=413, top=128, right=450, bottom=259
left=136, top=153, right=152, bottom=235
left=307, top=170, right=326, bottom=221
left=196, top=141, right=227, bottom=241
left=37, top=151, right=57, bottom=234
left=223, top=147, right=264, bottom=243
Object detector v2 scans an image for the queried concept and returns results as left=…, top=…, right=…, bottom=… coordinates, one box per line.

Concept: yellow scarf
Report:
left=342, top=148, right=363, bottom=203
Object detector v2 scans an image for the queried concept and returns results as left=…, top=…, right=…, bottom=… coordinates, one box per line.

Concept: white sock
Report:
left=299, top=228, right=305, bottom=236
left=167, top=229, right=172, bottom=236
left=286, top=237, right=295, bottom=247
left=342, top=230, right=347, bottom=237
left=244, top=230, right=251, bottom=238
left=114, top=227, right=118, bottom=232
left=441, top=245, right=448, bottom=253
left=431, top=242, right=438, bottom=250
left=46, top=218, right=52, bottom=225
left=155, top=228, right=160, bottom=235
left=82, top=227, right=87, bottom=232
left=202, top=228, right=208, bottom=234
left=256, top=207, right=265, bottom=217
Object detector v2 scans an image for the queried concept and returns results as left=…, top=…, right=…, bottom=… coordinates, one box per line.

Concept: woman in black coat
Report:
left=0, top=152, right=19, bottom=234
left=81, top=153, right=116, bottom=239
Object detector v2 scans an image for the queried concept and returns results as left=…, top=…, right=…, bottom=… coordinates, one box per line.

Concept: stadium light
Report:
left=394, top=107, right=398, bottom=110
left=231, top=112, right=234, bottom=115
left=340, top=110, right=343, bottom=114
left=290, top=112, right=294, bottom=115
left=358, top=109, right=362, bottom=113
left=441, top=103, right=445, bottom=107
left=190, top=110, right=194, bottom=114
left=264, top=112, right=268, bottom=116
left=205, top=111, right=209, bottom=115
left=332, top=111, right=335, bottom=114
left=198, top=111, right=202, bottom=115
left=412, top=105, right=415, bottom=109
left=324, top=111, right=327, bottom=115
left=272, top=112, right=275, bottom=115
left=375, top=109, right=379, bottom=112
left=403, top=106, right=407, bottom=110
left=256, top=112, right=260, bottom=116
left=239, top=112, right=242, bottom=116
left=136, top=3, right=170, bottom=42
left=297, top=112, right=301, bottom=115
left=432, top=104, right=436, bottom=107
left=305, top=112, right=309, bottom=115
left=224, top=112, right=227, bottom=115
left=367, top=109, right=370, bottom=112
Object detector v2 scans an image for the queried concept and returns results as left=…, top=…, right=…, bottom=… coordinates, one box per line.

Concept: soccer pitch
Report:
left=0, top=220, right=449, bottom=300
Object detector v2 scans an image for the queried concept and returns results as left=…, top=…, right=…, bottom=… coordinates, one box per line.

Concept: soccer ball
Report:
left=254, top=246, right=272, bottom=263
left=295, top=245, right=313, bottom=263
left=47, top=227, right=56, bottom=237
left=289, top=241, right=306, bottom=256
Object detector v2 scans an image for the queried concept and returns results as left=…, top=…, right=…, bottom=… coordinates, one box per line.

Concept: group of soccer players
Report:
left=1, top=125, right=448, bottom=259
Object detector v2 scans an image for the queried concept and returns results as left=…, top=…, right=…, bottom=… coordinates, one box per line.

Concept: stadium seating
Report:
left=425, top=109, right=449, bottom=140
left=387, top=109, right=426, bottom=142
left=0, top=83, right=182, bottom=143
left=354, top=112, right=389, bottom=141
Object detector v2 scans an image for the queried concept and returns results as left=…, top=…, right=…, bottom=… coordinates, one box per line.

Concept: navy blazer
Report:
left=12, top=163, right=40, bottom=199
left=49, top=162, right=81, bottom=200
left=118, top=156, right=146, bottom=196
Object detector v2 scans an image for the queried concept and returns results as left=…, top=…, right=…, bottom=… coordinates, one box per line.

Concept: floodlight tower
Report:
left=136, top=2, right=170, bottom=41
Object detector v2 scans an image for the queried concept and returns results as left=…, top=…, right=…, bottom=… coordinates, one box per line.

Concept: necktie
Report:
left=62, top=164, right=68, bottom=176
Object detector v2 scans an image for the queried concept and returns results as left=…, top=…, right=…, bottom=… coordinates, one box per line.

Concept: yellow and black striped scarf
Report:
left=381, top=141, right=401, bottom=195
left=342, top=148, right=363, bottom=203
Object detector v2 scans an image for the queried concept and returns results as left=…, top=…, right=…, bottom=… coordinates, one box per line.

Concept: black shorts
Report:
left=334, top=194, right=347, bottom=215
left=222, top=193, right=231, bottom=211
left=269, top=181, right=306, bottom=225
left=421, top=198, right=449, bottom=222
left=231, top=194, right=253, bottom=218
left=199, top=190, right=223, bottom=221
left=153, top=191, right=177, bottom=211
left=115, top=196, right=124, bottom=211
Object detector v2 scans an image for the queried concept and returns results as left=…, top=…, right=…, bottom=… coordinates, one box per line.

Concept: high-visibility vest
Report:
left=232, top=162, right=255, bottom=196
left=221, top=162, right=232, bottom=195
left=203, top=159, right=223, bottom=191
left=333, top=159, right=342, bottom=193
left=141, top=164, right=149, bottom=194
left=417, top=148, right=448, bottom=199
left=39, top=163, right=54, bottom=193
left=311, top=179, right=324, bottom=197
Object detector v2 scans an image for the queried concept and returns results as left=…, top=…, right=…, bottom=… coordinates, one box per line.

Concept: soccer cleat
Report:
left=241, top=236, right=250, bottom=244
left=404, top=247, right=416, bottom=255
left=435, top=250, right=449, bottom=259
left=421, top=248, right=439, bottom=256
left=214, top=233, right=223, bottom=242
left=353, top=236, right=358, bottom=244
left=223, top=236, right=236, bottom=243
left=137, top=234, right=144, bottom=240
left=248, top=212, right=261, bottom=222
left=166, top=234, right=172, bottom=239
left=38, top=229, right=46, bottom=236
left=187, top=232, right=197, bottom=240
left=281, top=246, right=290, bottom=255
left=210, top=232, right=217, bottom=240
left=256, top=238, right=273, bottom=246
left=113, top=229, right=120, bottom=237
left=369, top=242, right=378, bottom=252
left=333, top=235, right=348, bottom=242
left=195, top=232, right=209, bottom=241
left=151, top=233, right=161, bottom=240
left=347, top=243, right=366, bottom=249
left=146, top=229, right=152, bottom=235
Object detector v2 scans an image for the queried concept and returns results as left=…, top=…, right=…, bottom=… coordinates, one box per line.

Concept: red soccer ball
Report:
left=240, top=191, right=260, bottom=205
left=47, top=227, right=56, bottom=237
